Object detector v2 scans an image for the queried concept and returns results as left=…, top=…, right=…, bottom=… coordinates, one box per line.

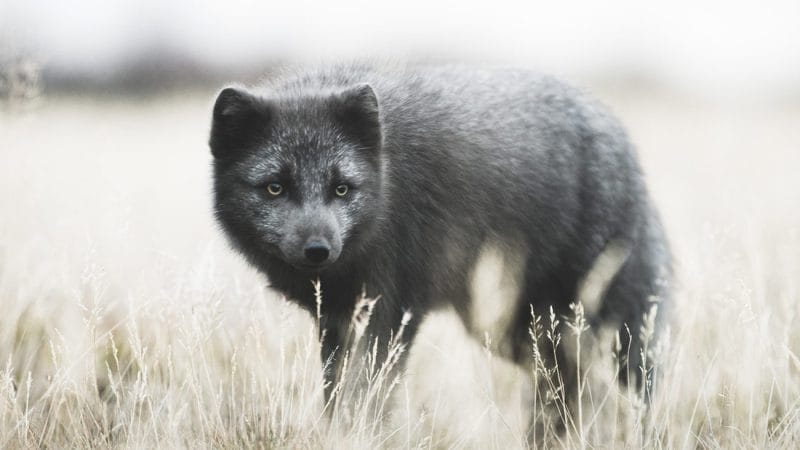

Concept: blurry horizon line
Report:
left=3, top=50, right=799, bottom=105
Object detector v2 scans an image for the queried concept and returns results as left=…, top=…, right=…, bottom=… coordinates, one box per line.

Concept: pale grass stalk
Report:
left=567, top=302, right=589, bottom=449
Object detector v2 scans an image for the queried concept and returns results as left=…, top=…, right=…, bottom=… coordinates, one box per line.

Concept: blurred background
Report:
left=2, top=0, right=800, bottom=100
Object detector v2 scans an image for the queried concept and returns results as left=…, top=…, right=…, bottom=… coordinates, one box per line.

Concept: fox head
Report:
left=209, top=84, right=384, bottom=272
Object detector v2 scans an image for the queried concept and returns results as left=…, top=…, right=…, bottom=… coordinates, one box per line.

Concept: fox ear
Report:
left=332, top=84, right=382, bottom=150
left=209, top=87, right=271, bottom=159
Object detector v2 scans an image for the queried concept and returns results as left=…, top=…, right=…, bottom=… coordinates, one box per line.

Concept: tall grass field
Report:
left=1, top=89, right=798, bottom=448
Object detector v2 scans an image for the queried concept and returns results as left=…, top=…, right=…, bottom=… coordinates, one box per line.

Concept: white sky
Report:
left=2, top=0, right=800, bottom=95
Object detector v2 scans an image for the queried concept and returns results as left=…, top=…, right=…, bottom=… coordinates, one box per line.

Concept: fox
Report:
left=209, top=62, right=671, bottom=417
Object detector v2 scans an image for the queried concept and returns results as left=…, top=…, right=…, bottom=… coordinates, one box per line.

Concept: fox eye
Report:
left=335, top=184, right=349, bottom=197
left=266, top=183, right=283, bottom=196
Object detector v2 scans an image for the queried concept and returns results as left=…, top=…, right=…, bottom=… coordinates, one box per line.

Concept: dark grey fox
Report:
left=209, top=63, right=671, bottom=414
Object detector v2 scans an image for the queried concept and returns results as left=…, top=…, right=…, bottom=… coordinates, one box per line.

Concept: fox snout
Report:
left=279, top=210, right=342, bottom=270
left=303, top=238, right=331, bottom=264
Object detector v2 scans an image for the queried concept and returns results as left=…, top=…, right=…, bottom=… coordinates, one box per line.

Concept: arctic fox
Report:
left=209, top=63, right=671, bottom=412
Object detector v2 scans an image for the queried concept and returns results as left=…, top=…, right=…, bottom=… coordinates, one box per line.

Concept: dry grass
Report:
left=0, top=89, right=798, bottom=448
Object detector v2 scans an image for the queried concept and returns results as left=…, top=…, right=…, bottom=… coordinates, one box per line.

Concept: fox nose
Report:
left=303, top=239, right=331, bottom=264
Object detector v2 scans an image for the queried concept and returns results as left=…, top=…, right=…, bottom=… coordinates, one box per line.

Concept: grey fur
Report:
left=209, top=62, right=671, bottom=413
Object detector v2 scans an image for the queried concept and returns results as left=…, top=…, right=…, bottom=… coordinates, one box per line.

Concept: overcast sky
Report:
left=2, top=0, right=799, bottom=96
